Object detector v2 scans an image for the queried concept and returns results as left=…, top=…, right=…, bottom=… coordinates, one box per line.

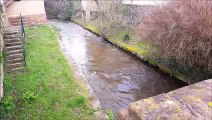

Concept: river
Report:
left=48, top=20, right=186, bottom=116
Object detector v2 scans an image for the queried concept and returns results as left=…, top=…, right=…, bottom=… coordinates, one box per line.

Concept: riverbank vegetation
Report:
left=71, top=0, right=212, bottom=83
left=0, top=25, right=95, bottom=119
left=139, top=1, right=212, bottom=80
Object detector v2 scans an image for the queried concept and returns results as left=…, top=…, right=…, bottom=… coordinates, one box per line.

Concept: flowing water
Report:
left=48, top=20, right=186, bottom=116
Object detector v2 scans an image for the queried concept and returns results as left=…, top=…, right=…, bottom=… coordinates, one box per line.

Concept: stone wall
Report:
left=8, top=13, right=47, bottom=26
left=0, top=0, right=5, bottom=99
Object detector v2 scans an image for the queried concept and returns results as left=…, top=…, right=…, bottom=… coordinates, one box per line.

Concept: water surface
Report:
left=48, top=20, right=186, bottom=115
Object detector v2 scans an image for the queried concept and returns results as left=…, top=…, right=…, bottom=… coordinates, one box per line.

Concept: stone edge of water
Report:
left=71, top=20, right=189, bottom=84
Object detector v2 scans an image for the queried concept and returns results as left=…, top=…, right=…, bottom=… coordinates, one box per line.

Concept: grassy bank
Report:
left=0, top=25, right=95, bottom=120
left=72, top=19, right=198, bottom=83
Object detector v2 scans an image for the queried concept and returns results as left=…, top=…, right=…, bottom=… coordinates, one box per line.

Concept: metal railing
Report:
left=20, top=14, right=26, bottom=66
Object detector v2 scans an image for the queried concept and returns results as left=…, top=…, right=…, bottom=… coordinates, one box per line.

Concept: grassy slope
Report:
left=72, top=19, right=150, bottom=59
left=0, top=25, right=94, bottom=120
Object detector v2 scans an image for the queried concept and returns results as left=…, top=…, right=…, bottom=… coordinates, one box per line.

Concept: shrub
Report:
left=96, top=1, right=139, bottom=35
left=138, top=0, right=212, bottom=76
left=44, top=0, right=77, bottom=20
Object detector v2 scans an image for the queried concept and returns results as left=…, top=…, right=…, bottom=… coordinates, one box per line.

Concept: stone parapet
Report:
left=118, top=79, right=212, bottom=120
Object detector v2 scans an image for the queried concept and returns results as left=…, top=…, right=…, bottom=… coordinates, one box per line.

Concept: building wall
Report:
left=81, top=0, right=98, bottom=12
left=81, top=0, right=98, bottom=21
left=6, top=0, right=47, bottom=26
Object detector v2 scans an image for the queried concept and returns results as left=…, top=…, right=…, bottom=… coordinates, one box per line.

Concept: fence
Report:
left=20, top=14, right=26, bottom=66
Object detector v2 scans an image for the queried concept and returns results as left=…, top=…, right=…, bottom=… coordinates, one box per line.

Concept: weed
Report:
left=106, top=109, right=114, bottom=120
left=22, top=91, right=37, bottom=104
left=0, top=96, right=15, bottom=114
left=123, top=34, right=130, bottom=42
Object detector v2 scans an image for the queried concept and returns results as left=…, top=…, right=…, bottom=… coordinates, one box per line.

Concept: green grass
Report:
left=0, top=25, right=94, bottom=120
left=72, top=19, right=100, bottom=34
left=67, top=96, right=86, bottom=108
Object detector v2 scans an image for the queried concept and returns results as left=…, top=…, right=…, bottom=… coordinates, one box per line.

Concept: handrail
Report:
left=20, top=14, right=26, bottom=66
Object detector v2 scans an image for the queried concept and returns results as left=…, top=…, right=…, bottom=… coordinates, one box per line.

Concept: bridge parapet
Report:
left=118, top=79, right=212, bottom=120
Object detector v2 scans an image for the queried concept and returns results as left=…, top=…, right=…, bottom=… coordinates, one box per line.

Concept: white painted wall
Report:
left=6, top=0, right=46, bottom=17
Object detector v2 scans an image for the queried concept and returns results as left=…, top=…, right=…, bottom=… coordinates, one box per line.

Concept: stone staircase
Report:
left=4, top=27, right=25, bottom=72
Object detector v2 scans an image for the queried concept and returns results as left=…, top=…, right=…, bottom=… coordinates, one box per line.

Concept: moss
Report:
left=148, top=59, right=157, bottom=67
left=183, top=96, right=201, bottom=102
left=149, top=103, right=160, bottom=110
left=85, top=24, right=100, bottom=34
left=157, top=63, right=172, bottom=74
left=115, top=29, right=129, bottom=41
left=172, top=71, right=188, bottom=82
left=208, top=102, right=212, bottom=107
left=72, top=19, right=100, bottom=34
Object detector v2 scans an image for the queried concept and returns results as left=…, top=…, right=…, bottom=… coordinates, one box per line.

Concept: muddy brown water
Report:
left=48, top=20, right=186, bottom=116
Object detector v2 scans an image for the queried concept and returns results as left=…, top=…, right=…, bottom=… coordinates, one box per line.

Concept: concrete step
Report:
left=9, top=67, right=25, bottom=73
left=7, top=57, right=24, bottom=64
left=4, top=35, right=21, bottom=39
left=5, top=38, right=21, bottom=43
left=7, top=62, right=24, bottom=70
left=5, top=45, right=23, bottom=51
left=5, top=42, right=22, bottom=47
left=5, top=26, right=20, bottom=32
left=6, top=49, right=23, bottom=56
left=7, top=53, right=23, bottom=60
left=4, top=31, right=21, bottom=38
left=4, top=31, right=21, bottom=35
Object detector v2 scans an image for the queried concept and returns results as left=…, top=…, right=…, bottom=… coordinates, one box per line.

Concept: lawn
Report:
left=0, top=25, right=95, bottom=120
